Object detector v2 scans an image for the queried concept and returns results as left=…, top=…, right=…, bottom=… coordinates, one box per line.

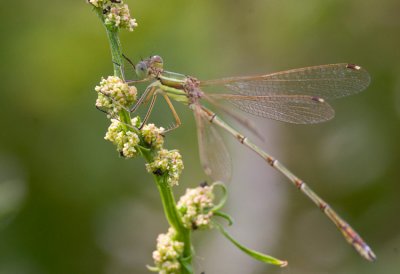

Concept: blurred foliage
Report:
left=0, top=0, right=399, bottom=273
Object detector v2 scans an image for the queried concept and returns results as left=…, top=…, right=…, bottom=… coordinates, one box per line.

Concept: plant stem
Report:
left=96, top=8, right=193, bottom=273
left=155, top=176, right=192, bottom=257
left=105, top=27, right=124, bottom=78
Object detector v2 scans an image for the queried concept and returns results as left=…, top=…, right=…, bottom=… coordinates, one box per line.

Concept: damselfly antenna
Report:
left=122, top=53, right=136, bottom=70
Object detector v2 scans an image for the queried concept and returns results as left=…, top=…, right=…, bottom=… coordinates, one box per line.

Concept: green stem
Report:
left=94, top=8, right=123, bottom=78
left=105, top=27, right=124, bottom=77
left=94, top=7, right=193, bottom=273
left=100, top=14, right=132, bottom=129
left=155, top=176, right=192, bottom=259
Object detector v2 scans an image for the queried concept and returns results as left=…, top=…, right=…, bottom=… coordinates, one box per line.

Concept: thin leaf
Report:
left=210, top=182, right=228, bottom=212
left=212, top=211, right=234, bottom=226
left=215, top=223, right=288, bottom=267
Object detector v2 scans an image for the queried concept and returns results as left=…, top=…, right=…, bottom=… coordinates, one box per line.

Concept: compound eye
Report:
left=135, top=61, right=149, bottom=79
left=151, top=55, right=164, bottom=68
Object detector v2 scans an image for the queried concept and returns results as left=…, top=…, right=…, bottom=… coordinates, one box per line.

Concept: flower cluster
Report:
left=146, top=149, right=184, bottom=186
left=141, top=123, right=165, bottom=149
left=88, top=0, right=138, bottom=32
left=177, top=184, right=215, bottom=230
left=150, top=227, right=184, bottom=274
left=104, top=118, right=139, bottom=158
left=95, top=76, right=137, bottom=118
left=104, top=2, right=138, bottom=31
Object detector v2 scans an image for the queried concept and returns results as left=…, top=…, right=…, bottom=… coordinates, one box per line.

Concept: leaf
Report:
left=212, top=211, right=234, bottom=226
left=210, top=182, right=228, bottom=212
left=215, top=223, right=288, bottom=267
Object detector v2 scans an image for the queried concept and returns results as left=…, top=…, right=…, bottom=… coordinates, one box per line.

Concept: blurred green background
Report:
left=0, top=0, right=399, bottom=273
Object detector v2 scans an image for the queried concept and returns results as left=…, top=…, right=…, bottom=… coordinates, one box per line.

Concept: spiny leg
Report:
left=139, top=90, right=158, bottom=129
left=95, top=104, right=111, bottom=115
left=130, top=85, right=157, bottom=113
left=162, top=94, right=182, bottom=133
left=94, top=78, right=158, bottom=132
left=94, top=95, right=137, bottom=132
left=138, top=91, right=182, bottom=133
left=96, top=90, right=131, bottom=114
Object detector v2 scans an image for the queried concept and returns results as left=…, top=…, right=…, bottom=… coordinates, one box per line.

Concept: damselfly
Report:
left=120, top=55, right=375, bottom=261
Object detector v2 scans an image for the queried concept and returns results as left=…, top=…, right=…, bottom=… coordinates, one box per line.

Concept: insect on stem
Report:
left=107, top=55, right=376, bottom=260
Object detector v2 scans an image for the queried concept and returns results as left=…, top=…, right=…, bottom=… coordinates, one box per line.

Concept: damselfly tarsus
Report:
left=119, top=55, right=376, bottom=261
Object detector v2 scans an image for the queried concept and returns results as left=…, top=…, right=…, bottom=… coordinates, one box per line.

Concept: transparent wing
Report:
left=202, top=93, right=265, bottom=140
left=209, top=94, right=335, bottom=124
left=193, top=104, right=232, bottom=182
left=201, top=63, right=370, bottom=99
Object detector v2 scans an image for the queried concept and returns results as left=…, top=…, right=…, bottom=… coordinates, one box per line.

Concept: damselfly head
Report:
left=135, top=61, right=149, bottom=79
left=135, top=55, right=164, bottom=79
